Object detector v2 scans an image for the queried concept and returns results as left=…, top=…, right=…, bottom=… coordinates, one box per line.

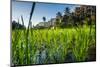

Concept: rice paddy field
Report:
left=12, top=26, right=96, bottom=65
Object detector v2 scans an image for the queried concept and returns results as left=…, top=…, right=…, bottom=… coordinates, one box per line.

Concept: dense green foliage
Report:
left=12, top=26, right=96, bottom=65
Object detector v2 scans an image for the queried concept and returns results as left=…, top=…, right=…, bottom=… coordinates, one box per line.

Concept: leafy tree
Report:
left=61, top=7, right=70, bottom=27
left=12, top=20, right=26, bottom=30
left=55, top=12, right=62, bottom=27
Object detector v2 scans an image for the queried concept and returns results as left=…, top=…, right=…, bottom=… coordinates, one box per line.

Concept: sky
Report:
left=12, top=1, right=80, bottom=27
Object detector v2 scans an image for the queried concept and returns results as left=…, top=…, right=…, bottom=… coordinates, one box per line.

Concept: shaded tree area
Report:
left=55, top=5, right=96, bottom=28
left=12, top=15, right=26, bottom=30
left=12, top=20, right=26, bottom=30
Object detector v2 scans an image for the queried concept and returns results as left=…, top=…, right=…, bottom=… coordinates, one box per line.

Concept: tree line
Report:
left=12, top=4, right=96, bottom=30
left=42, top=5, right=96, bottom=28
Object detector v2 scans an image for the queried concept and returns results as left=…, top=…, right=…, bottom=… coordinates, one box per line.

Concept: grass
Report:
left=12, top=26, right=96, bottom=65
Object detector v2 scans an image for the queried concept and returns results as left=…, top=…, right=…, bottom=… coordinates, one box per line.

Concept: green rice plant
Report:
left=25, top=2, right=36, bottom=64
left=12, top=26, right=96, bottom=65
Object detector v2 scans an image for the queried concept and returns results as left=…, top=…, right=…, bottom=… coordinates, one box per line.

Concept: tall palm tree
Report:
left=56, top=12, right=62, bottom=27
left=64, top=7, right=70, bottom=16
left=43, top=16, right=46, bottom=22
left=42, top=16, right=46, bottom=26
